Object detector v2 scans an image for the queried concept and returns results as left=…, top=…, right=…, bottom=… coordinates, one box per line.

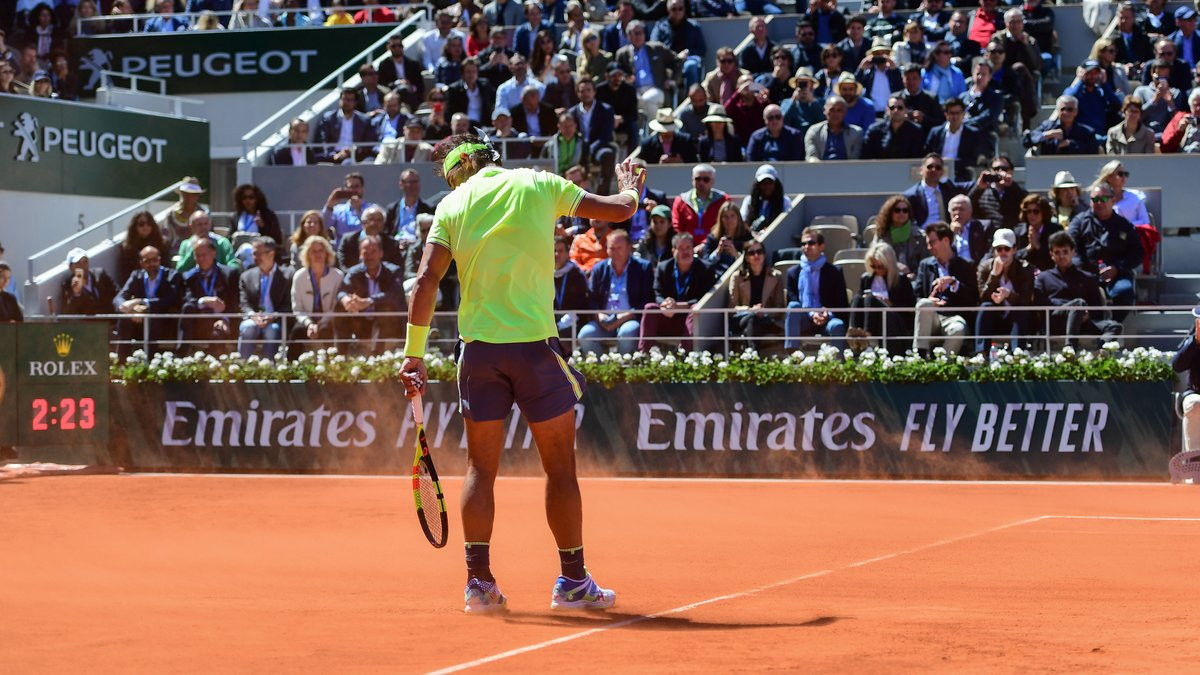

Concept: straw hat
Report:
left=787, top=66, right=817, bottom=89
left=834, top=71, right=863, bottom=96
left=1052, top=170, right=1079, bottom=189
left=177, top=177, right=205, bottom=194
left=868, top=36, right=893, bottom=55
left=648, top=108, right=682, bottom=133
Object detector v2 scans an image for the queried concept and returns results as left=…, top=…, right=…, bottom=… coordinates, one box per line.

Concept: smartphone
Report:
left=433, top=101, right=444, bottom=115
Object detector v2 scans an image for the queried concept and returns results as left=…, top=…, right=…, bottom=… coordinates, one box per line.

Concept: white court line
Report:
left=426, top=515, right=1050, bottom=675
left=1046, top=515, right=1200, bottom=522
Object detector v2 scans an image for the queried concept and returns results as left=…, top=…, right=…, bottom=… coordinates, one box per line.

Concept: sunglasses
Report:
left=694, top=176, right=713, bottom=182
left=766, top=114, right=783, bottom=120
left=718, top=57, right=735, bottom=63
left=1115, top=170, right=1130, bottom=177
left=1091, top=195, right=1113, bottom=203
left=893, top=206, right=910, bottom=213
left=933, top=49, right=951, bottom=55
left=888, top=105, right=905, bottom=111
left=991, top=165, right=1012, bottom=172
left=994, top=245, right=1012, bottom=252
left=800, top=240, right=820, bottom=247
left=745, top=249, right=765, bottom=256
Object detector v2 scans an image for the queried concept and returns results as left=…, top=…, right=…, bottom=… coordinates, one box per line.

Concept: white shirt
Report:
left=420, top=28, right=466, bottom=71
left=921, top=183, right=941, bottom=226
left=290, top=145, right=307, bottom=166
left=337, top=113, right=355, bottom=150
left=495, top=75, right=544, bottom=111
left=466, top=85, right=482, bottom=122
left=577, top=100, right=596, bottom=139
left=952, top=230, right=971, bottom=262
left=940, top=123, right=962, bottom=160
left=1114, top=188, right=1150, bottom=226
left=869, top=68, right=892, bottom=110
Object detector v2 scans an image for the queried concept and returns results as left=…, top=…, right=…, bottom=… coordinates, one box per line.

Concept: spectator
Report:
left=874, top=195, right=928, bottom=272
left=639, top=108, right=697, bottom=164
left=383, top=170, right=434, bottom=244
left=402, top=214, right=436, bottom=285
left=893, top=22, right=931, bottom=70
left=994, top=7, right=1043, bottom=86
left=903, top=153, right=971, bottom=229
left=596, top=64, right=639, bottom=151
left=543, top=57, right=579, bottom=112
left=0, top=262, right=20, bottom=323
left=1142, top=39, right=1193, bottom=92
left=1139, top=0, right=1176, bottom=39
left=14, top=45, right=36, bottom=90
left=757, top=47, right=797, bottom=103
left=322, top=172, right=377, bottom=245
left=944, top=11, right=982, bottom=70
left=143, top=0, right=188, bottom=32
left=490, top=107, right=532, bottom=159
left=510, top=85, right=557, bottom=147
left=551, top=235, right=591, bottom=343
left=356, top=64, right=390, bottom=115
left=29, top=69, right=54, bottom=98
left=1172, top=7, right=1199, bottom=69
left=374, top=92, right=408, bottom=143
left=741, top=16, right=775, bottom=76
left=176, top=211, right=235, bottom=274
left=421, top=9, right=466, bottom=71
left=323, top=0, right=354, bottom=25
left=1026, top=94, right=1100, bottom=155
left=925, top=97, right=987, bottom=182
left=848, top=240, right=917, bottom=353
left=231, top=184, right=283, bottom=244
left=651, top=0, right=705, bottom=90
left=697, top=201, right=753, bottom=276
left=693, top=0, right=736, bottom=18
left=513, top=1, right=556, bottom=58
left=915, top=0, right=951, bottom=42
left=68, top=0, right=102, bottom=37
left=815, top=44, right=846, bottom=98
left=968, top=155, right=1027, bottom=231
left=558, top=1, right=591, bottom=54
left=806, top=0, right=847, bottom=47
left=353, top=0, right=396, bottom=23
left=114, top=245, right=183, bottom=358
left=1063, top=59, right=1122, bottom=135
left=0, top=242, right=13, bottom=296
left=570, top=217, right=612, bottom=274
left=433, top=36, right=467, bottom=87
left=1106, top=97, right=1156, bottom=154
left=615, top=20, right=678, bottom=122
left=1171, top=310, right=1200, bottom=457
left=967, top=0, right=1002, bottom=48
left=495, top=53, right=544, bottom=111
left=784, top=227, right=847, bottom=350
left=339, top=205, right=403, bottom=269
left=1021, top=0, right=1056, bottom=71
left=230, top=0, right=271, bottom=28
left=724, top=75, right=769, bottom=142
left=272, top=118, right=318, bottom=166
left=1113, top=2, right=1152, bottom=65
left=236, top=237, right=291, bottom=359
left=863, top=95, right=925, bottom=159
left=0, top=61, right=18, bottom=95
left=1161, top=89, right=1200, bottom=152
left=855, top=39, right=900, bottom=112
left=48, top=51, right=75, bottom=100
left=639, top=232, right=716, bottom=351
left=312, top=87, right=378, bottom=164
left=483, top=0, right=524, bottom=27
left=1085, top=38, right=1132, bottom=99
left=835, top=71, right=876, bottom=131
left=746, top=103, right=805, bottom=162
left=540, top=110, right=585, bottom=174
left=921, top=40, right=967, bottom=104
left=289, top=210, right=332, bottom=263
left=741, top=164, right=793, bottom=233
left=1096, top=160, right=1151, bottom=227
left=672, top=163, right=728, bottom=241
left=378, top=35, right=425, bottom=109
left=805, top=95, right=864, bottom=161
left=947, top=193, right=993, bottom=266
left=1133, top=59, right=1186, bottom=138
left=912, top=221, right=977, bottom=355
left=160, top=177, right=209, bottom=257
left=1048, top=170, right=1086, bottom=229
left=1033, top=231, right=1122, bottom=347
left=376, top=117, right=435, bottom=164
left=677, top=84, right=713, bottom=138
left=567, top=78, right=617, bottom=195
left=60, top=246, right=118, bottom=316
left=739, top=0, right=782, bottom=17
left=180, top=237, right=239, bottom=354
left=119, top=211, right=168, bottom=285
left=838, top=14, right=871, bottom=70
left=1014, top=193, right=1054, bottom=271
left=601, top=0, right=635, bottom=53
left=790, top=20, right=823, bottom=70
left=1067, top=183, right=1142, bottom=320
left=781, top=67, right=825, bottom=137
left=288, top=234, right=342, bottom=360
left=894, top=64, right=942, bottom=135
left=530, top=30, right=560, bottom=83
left=866, top=0, right=905, bottom=46
left=728, top=240, right=785, bottom=349
left=337, top=234, right=405, bottom=354
left=961, top=58, right=1004, bottom=136
left=636, top=205, right=675, bottom=268
left=974, top=228, right=1033, bottom=353
left=577, top=29, right=611, bottom=83
left=575, top=230, right=652, bottom=354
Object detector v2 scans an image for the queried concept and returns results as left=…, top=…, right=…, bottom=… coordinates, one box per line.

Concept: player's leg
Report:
left=528, top=409, right=583, bottom=550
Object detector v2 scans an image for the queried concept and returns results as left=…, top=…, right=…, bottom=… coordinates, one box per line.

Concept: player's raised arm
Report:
left=574, top=159, right=648, bottom=223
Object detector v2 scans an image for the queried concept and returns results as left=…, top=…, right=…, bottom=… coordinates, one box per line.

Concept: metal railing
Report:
left=22, top=305, right=1192, bottom=360
left=262, top=135, right=559, bottom=166
left=25, top=180, right=185, bottom=285
left=97, top=70, right=204, bottom=117
left=78, top=4, right=434, bottom=35
left=238, top=9, right=428, bottom=164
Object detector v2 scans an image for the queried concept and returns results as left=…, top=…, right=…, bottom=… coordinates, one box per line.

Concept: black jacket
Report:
left=232, top=207, right=283, bottom=246
left=1013, top=222, right=1053, bottom=271
left=856, top=271, right=916, bottom=309
left=182, top=263, right=240, bottom=315
left=238, top=265, right=293, bottom=314
left=901, top=179, right=972, bottom=230
left=697, top=133, right=745, bottom=162
left=1026, top=119, right=1100, bottom=156
left=638, top=131, right=698, bottom=165
left=553, top=262, right=590, bottom=312
left=338, top=262, right=406, bottom=314
left=1173, top=332, right=1200, bottom=393
left=968, top=182, right=1029, bottom=232
left=1067, top=211, right=1143, bottom=277
left=653, top=257, right=716, bottom=304
left=271, top=145, right=319, bottom=166
left=338, top=230, right=405, bottom=270
left=446, top=79, right=496, bottom=125
left=1033, top=263, right=1102, bottom=308
left=863, top=119, right=926, bottom=159
left=384, top=198, right=435, bottom=239
left=912, top=254, right=979, bottom=317
left=894, top=87, right=945, bottom=135
left=975, top=255, right=1035, bottom=305
left=925, top=123, right=990, bottom=181
left=509, top=102, right=559, bottom=137
left=0, top=290, right=21, bottom=322
left=60, top=268, right=118, bottom=316
left=311, top=109, right=379, bottom=162
left=115, top=267, right=184, bottom=314
left=739, top=40, right=776, bottom=75
left=568, top=100, right=616, bottom=157
left=785, top=261, right=849, bottom=314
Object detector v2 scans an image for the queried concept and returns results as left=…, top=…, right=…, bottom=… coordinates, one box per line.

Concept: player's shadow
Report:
left=501, top=610, right=842, bottom=630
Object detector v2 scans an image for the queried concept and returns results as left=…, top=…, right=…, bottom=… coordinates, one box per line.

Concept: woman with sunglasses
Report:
left=727, top=241, right=784, bottom=350
left=231, top=183, right=283, bottom=248
left=1106, top=95, right=1157, bottom=154
left=873, top=195, right=928, bottom=273
left=1087, top=37, right=1131, bottom=97
left=698, top=202, right=753, bottom=276
left=120, top=211, right=168, bottom=284
left=1013, top=194, right=1054, bottom=271
left=814, top=45, right=844, bottom=99
left=576, top=29, right=611, bottom=83
left=423, top=87, right=451, bottom=141
left=1096, top=160, right=1150, bottom=226
left=636, top=205, right=675, bottom=269
left=921, top=40, right=966, bottom=103
left=435, top=35, right=467, bottom=86
left=530, top=29, right=558, bottom=83
left=848, top=241, right=915, bottom=354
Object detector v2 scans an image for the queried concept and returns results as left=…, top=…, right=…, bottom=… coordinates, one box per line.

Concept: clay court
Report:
left=3, top=474, right=1198, bottom=673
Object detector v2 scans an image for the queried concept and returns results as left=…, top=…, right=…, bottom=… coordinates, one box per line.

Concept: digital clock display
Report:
left=31, top=397, right=98, bottom=431
left=17, top=384, right=108, bottom=445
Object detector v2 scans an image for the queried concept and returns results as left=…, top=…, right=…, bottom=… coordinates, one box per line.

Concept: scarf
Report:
left=797, top=254, right=826, bottom=310
left=889, top=221, right=913, bottom=246
left=929, top=63, right=956, bottom=101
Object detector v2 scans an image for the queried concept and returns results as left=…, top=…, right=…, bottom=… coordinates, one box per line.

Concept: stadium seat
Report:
left=806, top=224, right=854, bottom=260
left=809, top=215, right=859, bottom=233
left=833, top=259, right=865, bottom=292
left=773, top=259, right=801, bottom=274
left=771, top=247, right=806, bottom=264
left=834, top=248, right=868, bottom=263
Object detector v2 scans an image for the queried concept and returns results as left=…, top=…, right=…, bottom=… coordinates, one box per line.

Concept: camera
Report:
left=982, top=172, right=1000, bottom=184
left=871, top=55, right=888, bottom=66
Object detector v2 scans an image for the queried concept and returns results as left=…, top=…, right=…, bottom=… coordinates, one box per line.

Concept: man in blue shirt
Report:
left=322, top=173, right=379, bottom=245
left=747, top=103, right=805, bottom=161
left=1063, top=59, right=1121, bottom=137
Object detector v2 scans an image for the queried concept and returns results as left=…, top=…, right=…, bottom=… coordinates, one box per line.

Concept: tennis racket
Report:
left=411, top=394, right=448, bottom=548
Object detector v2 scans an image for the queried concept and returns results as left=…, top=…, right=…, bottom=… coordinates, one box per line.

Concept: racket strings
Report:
left=417, top=461, right=445, bottom=541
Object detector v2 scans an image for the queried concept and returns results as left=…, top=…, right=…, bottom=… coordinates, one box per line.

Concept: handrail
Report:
left=26, top=180, right=185, bottom=284
left=77, top=3, right=434, bottom=35
left=238, top=9, right=428, bottom=162
left=100, top=69, right=167, bottom=95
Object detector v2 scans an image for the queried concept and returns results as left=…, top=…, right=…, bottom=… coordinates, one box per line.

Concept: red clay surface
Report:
left=3, top=475, right=1199, bottom=673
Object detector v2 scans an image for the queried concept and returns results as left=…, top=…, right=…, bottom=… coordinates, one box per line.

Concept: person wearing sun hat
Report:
left=1047, top=170, right=1087, bottom=228
left=160, top=176, right=209, bottom=258
left=781, top=66, right=825, bottom=136
left=833, top=70, right=876, bottom=131
left=697, top=110, right=743, bottom=162
left=637, top=108, right=697, bottom=164
left=857, top=36, right=903, bottom=113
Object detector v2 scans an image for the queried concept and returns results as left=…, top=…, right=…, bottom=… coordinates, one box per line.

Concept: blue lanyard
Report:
left=144, top=269, right=161, bottom=297
left=200, top=269, right=216, bottom=296
left=674, top=264, right=691, bottom=298
left=309, top=269, right=322, bottom=310
left=260, top=269, right=273, bottom=306
left=555, top=272, right=569, bottom=308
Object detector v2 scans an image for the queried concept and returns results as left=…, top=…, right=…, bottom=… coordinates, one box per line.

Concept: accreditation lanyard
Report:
left=674, top=264, right=691, bottom=299
left=555, top=272, right=568, bottom=308
left=200, top=269, right=216, bottom=297
left=259, top=267, right=275, bottom=312
left=310, top=269, right=322, bottom=313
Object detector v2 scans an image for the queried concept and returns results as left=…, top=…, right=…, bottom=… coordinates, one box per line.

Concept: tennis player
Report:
left=401, top=133, right=646, bottom=614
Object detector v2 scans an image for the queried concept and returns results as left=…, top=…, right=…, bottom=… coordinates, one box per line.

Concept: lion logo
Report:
left=12, top=112, right=39, bottom=163
left=78, top=48, right=114, bottom=92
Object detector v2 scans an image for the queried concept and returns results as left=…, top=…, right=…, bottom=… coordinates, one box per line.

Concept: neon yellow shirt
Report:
left=429, top=167, right=585, bottom=343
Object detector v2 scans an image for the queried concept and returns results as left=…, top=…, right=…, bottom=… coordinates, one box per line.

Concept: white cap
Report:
left=992, top=228, right=1017, bottom=249
left=755, top=164, right=780, bottom=183
left=66, top=247, right=88, bottom=265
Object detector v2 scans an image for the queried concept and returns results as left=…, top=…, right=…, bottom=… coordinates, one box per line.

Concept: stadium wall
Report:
left=98, top=381, right=1176, bottom=479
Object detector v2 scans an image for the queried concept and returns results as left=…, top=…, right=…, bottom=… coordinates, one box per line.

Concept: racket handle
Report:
left=411, top=393, right=424, bottom=425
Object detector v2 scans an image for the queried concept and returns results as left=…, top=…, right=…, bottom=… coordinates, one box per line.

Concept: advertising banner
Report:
left=0, top=97, right=209, bottom=198
left=0, top=324, right=15, bottom=447
left=106, top=380, right=1176, bottom=479
left=71, top=25, right=398, bottom=96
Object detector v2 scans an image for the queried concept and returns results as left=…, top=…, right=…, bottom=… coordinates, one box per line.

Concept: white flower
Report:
left=430, top=358, right=444, bottom=369
left=229, top=364, right=241, bottom=374
left=1054, top=354, right=1066, bottom=364
left=350, top=366, right=362, bottom=379
left=327, top=346, right=338, bottom=355
left=315, top=365, right=326, bottom=374
left=156, top=369, right=167, bottom=379
left=1062, top=345, right=1076, bottom=356
left=1101, top=341, right=1119, bottom=351
left=933, top=347, right=947, bottom=357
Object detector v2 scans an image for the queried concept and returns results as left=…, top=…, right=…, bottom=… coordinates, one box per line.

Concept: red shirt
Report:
left=466, top=34, right=488, bottom=57
left=968, top=9, right=999, bottom=46
left=354, top=8, right=396, bottom=23
left=671, top=191, right=729, bottom=242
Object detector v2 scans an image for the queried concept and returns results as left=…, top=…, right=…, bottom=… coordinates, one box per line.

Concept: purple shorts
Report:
left=457, top=338, right=586, bottom=423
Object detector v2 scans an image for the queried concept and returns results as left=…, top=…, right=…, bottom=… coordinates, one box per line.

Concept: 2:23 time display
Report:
left=30, top=397, right=97, bottom=431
